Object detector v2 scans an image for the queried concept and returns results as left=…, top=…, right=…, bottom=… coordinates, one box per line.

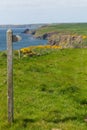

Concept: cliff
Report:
left=34, top=23, right=87, bottom=48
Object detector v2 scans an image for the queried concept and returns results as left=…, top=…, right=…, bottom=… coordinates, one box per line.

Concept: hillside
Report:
left=35, top=23, right=87, bottom=36
left=34, top=23, right=87, bottom=48
left=0, top=49, right=87, bottom=130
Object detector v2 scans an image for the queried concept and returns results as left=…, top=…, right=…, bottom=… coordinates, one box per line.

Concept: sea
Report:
left=0, top=26, right=47, bottom=51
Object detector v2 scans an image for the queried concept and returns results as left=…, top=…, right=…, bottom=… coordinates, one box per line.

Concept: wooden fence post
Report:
left=7, top=29, right=14, bottom=123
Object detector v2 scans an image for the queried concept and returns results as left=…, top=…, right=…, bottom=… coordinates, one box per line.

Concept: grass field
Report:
left=0, top=48, right=87, bottom=130
left=35, top=23, right=87, bottom=36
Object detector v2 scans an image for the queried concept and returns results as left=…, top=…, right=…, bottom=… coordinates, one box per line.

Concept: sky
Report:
left=0, top=0, right=87, bottom=24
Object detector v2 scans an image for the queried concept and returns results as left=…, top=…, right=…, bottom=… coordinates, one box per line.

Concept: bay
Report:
left=0, top=27, right=47, bottom=51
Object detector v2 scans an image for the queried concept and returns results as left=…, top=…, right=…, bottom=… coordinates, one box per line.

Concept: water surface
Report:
left=0, top=27, right=47, bottom=51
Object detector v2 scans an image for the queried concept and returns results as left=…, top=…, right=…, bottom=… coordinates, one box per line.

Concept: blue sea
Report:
left=0, top=27, right=47, bottom=51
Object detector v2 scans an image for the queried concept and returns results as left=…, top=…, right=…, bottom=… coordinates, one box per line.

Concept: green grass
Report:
left=0, top=49, right=87, bottom=130
left=35, top=23, right=87, bottom=36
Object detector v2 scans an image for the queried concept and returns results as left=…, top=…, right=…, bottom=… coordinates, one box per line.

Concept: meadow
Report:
left=35, top=23, right=87, bottom=36
left=0, top=47, right=87, bottom=130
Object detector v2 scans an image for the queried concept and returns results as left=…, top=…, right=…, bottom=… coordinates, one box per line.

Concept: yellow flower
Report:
left=51, top=45, right=62, bottom=49
left=20, top=48, right=31, bottom=53
left=82, top=35, right=87, bottom=39
left=20, top=45, right=62, bottom=56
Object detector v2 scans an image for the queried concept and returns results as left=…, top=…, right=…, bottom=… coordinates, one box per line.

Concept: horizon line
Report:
left=0, top=22, right=87, bottom=26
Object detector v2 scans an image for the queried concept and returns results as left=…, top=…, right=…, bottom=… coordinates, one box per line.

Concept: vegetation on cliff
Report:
left=34, top=23, right=87, bottom=48
left=35, top=23, right=87, bottom=36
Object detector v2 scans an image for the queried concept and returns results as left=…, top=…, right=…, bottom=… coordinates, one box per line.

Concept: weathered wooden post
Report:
left=7, top=29, right=13, bottom=123
left=7, top=29, right=21, bottom=123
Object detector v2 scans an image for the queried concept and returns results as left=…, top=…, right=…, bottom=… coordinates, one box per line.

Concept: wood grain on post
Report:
left=7, top=29, right=14, bottom=123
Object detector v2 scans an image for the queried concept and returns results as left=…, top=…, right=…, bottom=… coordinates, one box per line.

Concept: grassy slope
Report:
left=0, top=49, right=87, bottom=130
left=35, top=23, right=87, bottom=36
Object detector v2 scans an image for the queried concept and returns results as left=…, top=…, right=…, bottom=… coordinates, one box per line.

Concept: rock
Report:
left=34, top=29, right=85, bottom=48
left=48, top=34, right=83, bottom=48
left=22, top=29, right=30, bottom=34
left=35, top=32, right=58, bottom=40
left=29, top=30, right=36, bottom=35
left=22, top=29, right=36, bottom=35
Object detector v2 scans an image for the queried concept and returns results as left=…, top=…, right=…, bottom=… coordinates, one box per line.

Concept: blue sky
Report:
left=0, top=0, right=87, bottom=24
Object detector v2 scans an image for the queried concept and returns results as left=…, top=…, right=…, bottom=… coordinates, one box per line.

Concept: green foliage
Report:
left=0, top=49, right=87, bottom=130
left=35, top=23, right=87, bottom=36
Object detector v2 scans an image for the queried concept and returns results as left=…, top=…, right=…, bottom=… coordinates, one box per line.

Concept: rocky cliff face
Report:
left=48, top=34, right=83, bottom=48
left=35, top=31, right=84, bottom=48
